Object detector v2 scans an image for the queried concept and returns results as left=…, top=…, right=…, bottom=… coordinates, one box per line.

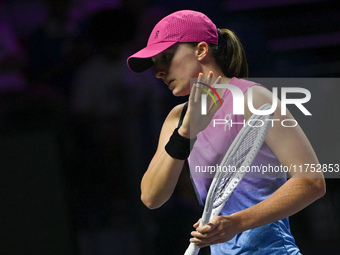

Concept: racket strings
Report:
left=213, top=125, right=261, bottom=206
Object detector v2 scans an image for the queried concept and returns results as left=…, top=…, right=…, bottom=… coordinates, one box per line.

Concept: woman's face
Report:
left=152, top=43, right=201, bottom=96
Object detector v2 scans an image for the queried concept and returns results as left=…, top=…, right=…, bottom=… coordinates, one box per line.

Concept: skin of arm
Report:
left=140, top=103, right=185, bottom=209
left=190, top=85, right=326, bottom=247
left=141, top=72, right=223, bottom=209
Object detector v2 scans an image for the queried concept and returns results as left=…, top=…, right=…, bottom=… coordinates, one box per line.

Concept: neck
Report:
left=200, top=58, right=226, bottom=78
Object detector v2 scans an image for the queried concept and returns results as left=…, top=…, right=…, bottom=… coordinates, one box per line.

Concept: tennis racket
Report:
left=184, top=103, right=273, bottom=255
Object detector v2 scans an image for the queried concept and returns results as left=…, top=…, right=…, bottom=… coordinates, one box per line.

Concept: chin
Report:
left=172, top=87, right=190, bottom=97
left=172, top=90, right=188, bottom=97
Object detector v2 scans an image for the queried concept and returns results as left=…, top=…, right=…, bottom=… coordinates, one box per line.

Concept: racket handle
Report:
left=184, top=242, right=200, bottom=255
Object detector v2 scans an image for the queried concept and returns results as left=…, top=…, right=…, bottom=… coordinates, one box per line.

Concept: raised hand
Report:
left=178, top=71, right=223, bottom=138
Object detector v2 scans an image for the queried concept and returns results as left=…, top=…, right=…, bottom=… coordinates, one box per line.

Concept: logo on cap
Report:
left=155, top=30, right=159, bottom=39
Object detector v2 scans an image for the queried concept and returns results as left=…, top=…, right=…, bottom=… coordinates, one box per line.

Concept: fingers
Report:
left=194, top=72, right=204, bottom=103
left=194, top=71, right=222, bottom=106
left=190, top=234, right=224, bottom=248
left=204, top=71, right=221, bottom=87
left=189, top=216, right=234, bottom=248
left=190, top=221, right=216, bottom=241
left=189, top=223, right=220, bottom=248
left=189, top=228, right=213, bottom=245
left=197, top=222, right=217, bottom=233
left=186, top=71, right=224, bottom=137
left=193, top=218, right=201, bottom=228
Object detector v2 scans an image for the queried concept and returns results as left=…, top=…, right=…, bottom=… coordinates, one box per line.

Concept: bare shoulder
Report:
left=153, top=102, right=188, bottom=157
left=248, top=85, right=273, bottom=103
left=158, top=102, right=188, bottom=142
left=243, top=85, right=273, bottom=120
left=164, top=102, right=188, bottom=130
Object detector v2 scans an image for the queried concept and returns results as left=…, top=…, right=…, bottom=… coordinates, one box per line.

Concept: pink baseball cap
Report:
left=127, top=10, right=218, bottom=73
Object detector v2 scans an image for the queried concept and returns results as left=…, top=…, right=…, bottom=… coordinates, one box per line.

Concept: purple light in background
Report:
left=270, top=32, right=340, bottom=51
left=223, top=0, right=330, bottom=11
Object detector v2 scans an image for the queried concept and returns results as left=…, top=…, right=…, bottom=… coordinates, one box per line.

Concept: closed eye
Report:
left=152, top=43, right=178, bottom=64
left=160, top=53, right=172, bottom=64
left=152, top=53, right=172, bottom=64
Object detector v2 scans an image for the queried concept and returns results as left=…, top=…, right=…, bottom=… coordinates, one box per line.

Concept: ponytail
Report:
left=211, top=29, right=248, bottom=78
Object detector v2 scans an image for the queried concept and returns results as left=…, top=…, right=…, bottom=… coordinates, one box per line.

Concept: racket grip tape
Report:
left=184, top=242, right=200, bottom=255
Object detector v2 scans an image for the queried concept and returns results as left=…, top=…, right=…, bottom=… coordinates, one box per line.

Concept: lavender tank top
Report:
left=188, top=77, right=301, bottom=254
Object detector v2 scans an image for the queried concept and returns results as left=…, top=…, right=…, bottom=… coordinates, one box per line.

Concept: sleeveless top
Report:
left=187, top=77, right=301, bottom=254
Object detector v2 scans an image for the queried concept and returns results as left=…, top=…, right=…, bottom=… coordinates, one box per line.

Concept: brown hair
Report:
left=210, top=28, right=248, bottom=78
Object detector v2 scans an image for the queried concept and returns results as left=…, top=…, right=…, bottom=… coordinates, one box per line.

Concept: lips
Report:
left=165, top=80, right=174, bottom=89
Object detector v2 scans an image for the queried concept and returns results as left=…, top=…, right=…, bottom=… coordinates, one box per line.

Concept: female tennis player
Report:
left=127, top=10, right=325, bottom=254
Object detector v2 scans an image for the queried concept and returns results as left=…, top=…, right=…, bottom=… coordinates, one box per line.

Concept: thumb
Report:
left=193, top=218, right=201, bottom=228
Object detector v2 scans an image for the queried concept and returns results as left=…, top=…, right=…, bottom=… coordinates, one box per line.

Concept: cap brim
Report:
left=127, top=41, right=177, bottom=73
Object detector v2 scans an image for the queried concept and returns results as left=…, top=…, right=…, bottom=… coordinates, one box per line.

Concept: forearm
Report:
left=236, top=86, right=326, bottom=232
left=141, top=149, right=185, bottom=209
left=232, top=177, right=326, bottom=233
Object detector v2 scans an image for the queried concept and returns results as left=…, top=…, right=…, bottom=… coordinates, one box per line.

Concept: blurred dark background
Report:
left=0, top=0, right=339, bottom=254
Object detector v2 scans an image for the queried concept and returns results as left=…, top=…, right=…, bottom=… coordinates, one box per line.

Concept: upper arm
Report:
left=148, top=103, right=186, bottom=168
left=244, top=86, right=322, bottom=179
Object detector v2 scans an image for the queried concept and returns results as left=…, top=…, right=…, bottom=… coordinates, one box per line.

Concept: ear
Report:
left=196, top=42, right=209, bottom=61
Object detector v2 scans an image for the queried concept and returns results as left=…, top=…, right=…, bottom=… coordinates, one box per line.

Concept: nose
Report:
left=154, top=65, right=166, bottom=79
